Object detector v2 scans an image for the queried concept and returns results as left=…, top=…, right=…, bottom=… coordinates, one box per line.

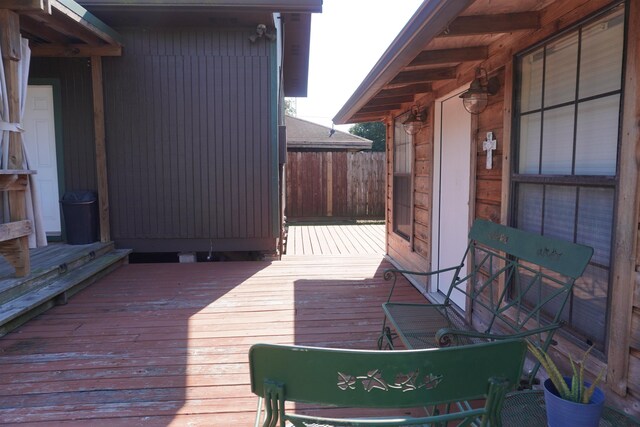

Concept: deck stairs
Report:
left=0, top=242, right=130, bottom=336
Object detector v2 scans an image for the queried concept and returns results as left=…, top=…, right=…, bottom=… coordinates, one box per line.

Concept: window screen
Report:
left=393, top=113, right=413, bottom=240
left=512, top=3, right=625, bottom=351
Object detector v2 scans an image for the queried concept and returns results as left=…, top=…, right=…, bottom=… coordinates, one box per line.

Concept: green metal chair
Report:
left=379, top=219, right=594, bottom=387
left=249, top=339, right=527, bottom=426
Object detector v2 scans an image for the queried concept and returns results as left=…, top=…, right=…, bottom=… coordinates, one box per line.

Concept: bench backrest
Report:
left=249, top=339, right=527, bottom=426
left=447, top=219, right=594, bottom=347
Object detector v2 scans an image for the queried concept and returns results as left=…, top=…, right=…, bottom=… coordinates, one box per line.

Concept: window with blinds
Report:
left=393, top=113, right=413, bottom=241
left=512, top=3, right=625, bottom=352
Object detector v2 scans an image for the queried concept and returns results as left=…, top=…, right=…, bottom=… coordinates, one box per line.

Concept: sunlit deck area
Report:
left=0, top=244, right=422, bottom=425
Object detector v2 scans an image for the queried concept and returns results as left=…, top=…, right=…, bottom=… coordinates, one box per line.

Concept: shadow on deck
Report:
left=0, top=251, right=421, bottom=425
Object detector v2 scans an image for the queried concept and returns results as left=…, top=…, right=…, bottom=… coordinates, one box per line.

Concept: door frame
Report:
left=28, top=78, right=65, bottom=242
left=430, top=86, right=477, bottom=306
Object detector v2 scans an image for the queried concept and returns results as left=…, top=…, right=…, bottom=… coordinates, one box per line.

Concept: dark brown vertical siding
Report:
left=29, top=58, right=97, bottom=192
left=100, top=27, right=275, bottom=250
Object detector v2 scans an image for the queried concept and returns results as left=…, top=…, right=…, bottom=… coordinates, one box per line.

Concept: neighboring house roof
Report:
left=78, top=0, right=322, bottom=97
left=285, top=115, right=372, bottom=151
left=333, top=0, right=548, bottom=124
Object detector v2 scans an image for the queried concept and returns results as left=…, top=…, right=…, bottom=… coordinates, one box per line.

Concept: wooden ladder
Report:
left=0, top=170, right=35, bottom=277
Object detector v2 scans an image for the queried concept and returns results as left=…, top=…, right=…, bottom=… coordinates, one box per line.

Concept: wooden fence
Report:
left=285, top=151, right=385, bottom=219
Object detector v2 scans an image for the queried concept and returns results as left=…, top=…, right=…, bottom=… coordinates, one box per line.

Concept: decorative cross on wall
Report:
left=483, top=132, right=497, bottom=169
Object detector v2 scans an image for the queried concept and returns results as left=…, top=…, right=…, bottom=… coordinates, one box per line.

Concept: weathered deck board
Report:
left=0, top=254, right=423, bottom=425
left=286, top=224, right=385, bottom=255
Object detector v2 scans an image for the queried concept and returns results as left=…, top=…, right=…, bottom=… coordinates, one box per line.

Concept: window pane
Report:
left=394, top=128, right=411, bottom=174
left=577, top=187, right=614, bottom=266
left=518, top=113, right=541, bottom=174
left=541, top=106, right=574, bottom=174
left=544, top=32, right=578, bottom=106
left=520, top=49, right=544, bottom=112
left=579, top=7, right=625, bottom=98
left=543, top=185, right=576, bottom=243
left=393, top=115, right=412, bottom=241
left=570, top=265, right=608, bottom=349
left=575, top=95, right=619, bottom=175
left=516, top=183, right=543, bottom=234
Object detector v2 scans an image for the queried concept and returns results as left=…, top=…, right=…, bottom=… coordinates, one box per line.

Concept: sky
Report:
left=293, top=0, right=424, bottom=132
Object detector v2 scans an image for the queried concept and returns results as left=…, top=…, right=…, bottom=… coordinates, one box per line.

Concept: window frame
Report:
left=392, top=111, right=414, bottom=243
left=509, top=1, right=627, bottom=354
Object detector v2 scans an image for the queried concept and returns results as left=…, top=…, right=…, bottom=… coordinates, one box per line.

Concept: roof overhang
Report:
left=77, top=0, right=321, bottom=13
left=76, top=0, right=321, bottom=97
left=333, top=0, right=552, bottom=125
left=4, top=0, right=123, bottom=57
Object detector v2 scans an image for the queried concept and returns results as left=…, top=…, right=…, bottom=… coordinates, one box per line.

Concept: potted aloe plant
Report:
left=528, top=342, right=606, bottom=427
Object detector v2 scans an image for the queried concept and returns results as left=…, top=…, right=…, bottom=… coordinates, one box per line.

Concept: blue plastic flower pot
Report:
left=543, top=377, right=605, bottom=427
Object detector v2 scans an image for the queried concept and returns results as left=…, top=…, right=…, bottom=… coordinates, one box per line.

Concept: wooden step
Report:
left=0, top=249, right=131, bottom=337
left=0, top=242, right=116, bottom=305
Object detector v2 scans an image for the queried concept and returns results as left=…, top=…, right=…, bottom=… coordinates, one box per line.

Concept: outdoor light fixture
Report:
left=459, top=67, right=500, bottom=115
left=403, top=105, right=428, bottom=136
left=249, top=24, right=276, bottom=42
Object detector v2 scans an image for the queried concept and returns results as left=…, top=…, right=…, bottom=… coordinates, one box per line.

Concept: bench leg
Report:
left=377, top=317, right=396, bottom=350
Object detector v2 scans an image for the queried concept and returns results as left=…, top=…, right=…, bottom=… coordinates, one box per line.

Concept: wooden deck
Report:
left=0, top=252, right=423, bottom=425
left=286, top=224, right=385, bottom=255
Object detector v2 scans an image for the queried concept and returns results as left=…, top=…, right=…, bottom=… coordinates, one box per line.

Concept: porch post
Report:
left=91, top=55, right=111, bottom=242
left=0, top=9, right=29, bottom=276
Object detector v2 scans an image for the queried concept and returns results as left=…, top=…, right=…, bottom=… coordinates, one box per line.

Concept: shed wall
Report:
left=29, top=58, right=97, bottom=193
left=32, top=27, right=279, bottom=253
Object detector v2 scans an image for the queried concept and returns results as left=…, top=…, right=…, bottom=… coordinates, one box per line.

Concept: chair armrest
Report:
left=435, top=323, right=562, bottom=347
left=383, top=264, right=463, bottom=303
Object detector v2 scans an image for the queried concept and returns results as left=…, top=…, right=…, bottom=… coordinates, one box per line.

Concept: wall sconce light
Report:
left=459, top=67, right=500, bottom=114
left=249, top=24, right=276, bottom=43
left=403, top=105, right=428, bottom=136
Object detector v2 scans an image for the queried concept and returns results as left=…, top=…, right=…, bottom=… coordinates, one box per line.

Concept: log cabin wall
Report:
left=382, top=0, right=640, bottom=415
left=385, top=110, right=434, bottom=287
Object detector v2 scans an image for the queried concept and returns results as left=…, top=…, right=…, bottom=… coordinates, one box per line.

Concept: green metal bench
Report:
left=379, top=219, right=594, bottom=386
left=249, top=339, right=527, bottom=426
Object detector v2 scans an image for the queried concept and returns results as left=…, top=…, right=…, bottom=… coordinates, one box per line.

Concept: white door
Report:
left=431, top=88, right=471, bottom=310
left=23, top=85, right=61, bottom=236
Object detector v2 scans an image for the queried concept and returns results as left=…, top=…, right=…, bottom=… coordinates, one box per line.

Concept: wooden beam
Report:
left=0, top=170, right=35, bottom=191
left=351, top=116, right=385, bottom=124
left=25, top=11, right=104, bottom=46
left=31, top=44, right=122, bottom=57
left=0, top=220, right=32, bottom=242
left=0, top=0, right=46, bottom=11
left=389, top=67, right=457, bottom=86
left=366, top=95, right=414, bottom=107
left=442, top=12, right=541, bottom=36
left=408, top=47, right=489, bottom=67
left=50, top=0, right=122, bottom=46
left=0, top=9, right=29, bottom=277
left=20, top=15, right=72, bottom=44
left=91, top=56, right=111, bottom=242
left=359, top=104, right=402, bottom=114
left=606, top=0, right=640, bottom=397
left=377, top=83, right=432, bottom=98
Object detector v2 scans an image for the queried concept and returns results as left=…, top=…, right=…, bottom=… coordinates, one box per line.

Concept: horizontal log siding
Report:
left=386, top=119, right=431, bottom=287
left=29, top=58, right=97, bottom=192
left=285, top=152, right=385, bottom=219
left=102, top=27, right=276, bottom=251
left=475, top=69, right=505, bottom=224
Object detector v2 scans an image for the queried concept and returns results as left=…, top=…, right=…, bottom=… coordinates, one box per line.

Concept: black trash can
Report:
left=60, top=191, right=99, bottom=245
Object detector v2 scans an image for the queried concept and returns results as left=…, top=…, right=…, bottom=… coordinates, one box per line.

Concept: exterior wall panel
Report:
left=29, top=58, right=97, bottom=193
left=101, top=27, right=276, bottom=251
left=30, top=27, right=278, bottom=253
